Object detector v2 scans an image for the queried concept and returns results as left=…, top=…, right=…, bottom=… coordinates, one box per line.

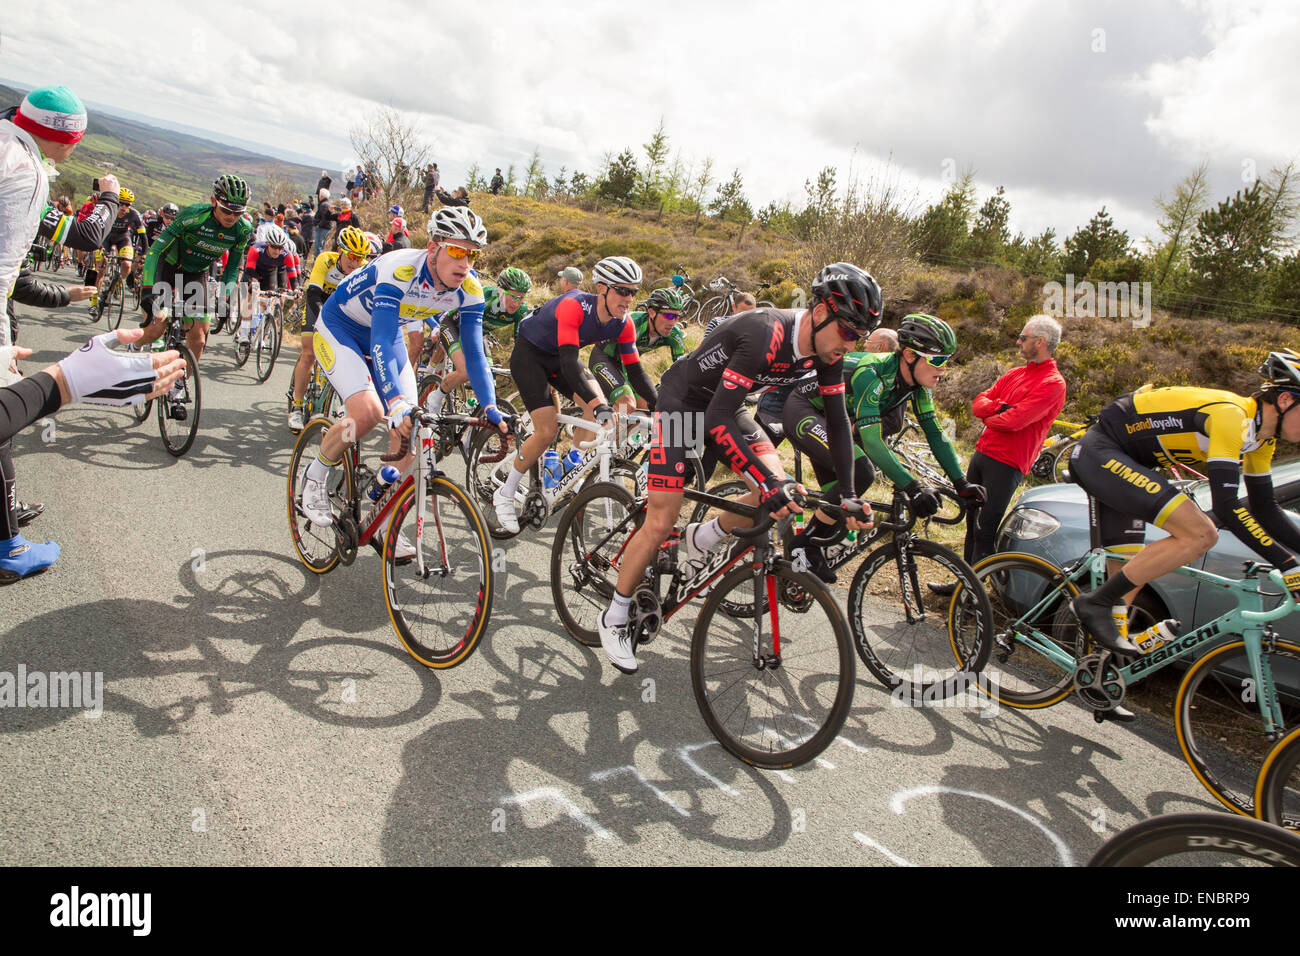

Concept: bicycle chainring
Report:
left=523, top=493, right=548, bottom=530
left=335, top=514, right=360, bottom=566
left=1073, top=653, right=1126, bottom=711
left=632, top=587, right=662, bottom=646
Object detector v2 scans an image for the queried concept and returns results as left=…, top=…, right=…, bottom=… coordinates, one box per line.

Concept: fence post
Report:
left=737, top=222, right=747, bottom=248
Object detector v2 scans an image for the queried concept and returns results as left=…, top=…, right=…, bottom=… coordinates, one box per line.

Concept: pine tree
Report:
left=1061, top=206, right=1131, bottom=277
left=913, top=172, right=976, bottom=263
left=637, top=118, right=670, bottom=208
left=709, top=168, right=752, bottom=222
left=1189, top=181, right=1277, bottom=305
left=1151, top=163, right=1210, bottom=288
left=965, top=185, right=1011, bottom=262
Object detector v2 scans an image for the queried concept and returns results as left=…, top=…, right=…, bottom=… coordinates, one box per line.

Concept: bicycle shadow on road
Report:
left=0, top=548, right=441, bottom=738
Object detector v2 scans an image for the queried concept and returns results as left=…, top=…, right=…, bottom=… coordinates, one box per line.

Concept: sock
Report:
left=1087, top=568, right=1135, bottom=608
left=501, top=459, right=526, bottom=496
left=426, top=386, right=447, bottom=416
left=292, top=399, right=304, bottom=409
left=694, top=517, right=726, bottom=553
left=1111, top=606, right=1129, bottom=641
left=307, top=452, right=339, bottom=483
left=605, top=589, right=635, bottom=626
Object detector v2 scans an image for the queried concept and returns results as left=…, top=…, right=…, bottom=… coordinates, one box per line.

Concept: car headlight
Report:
left=1001, top=507, right=1061, bottom=541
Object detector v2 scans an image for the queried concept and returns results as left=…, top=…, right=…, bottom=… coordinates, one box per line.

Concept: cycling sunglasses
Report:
left=441, top=243, right=481, bottom=262
left=215, top=201, right=246, bottom=215
left=655, top=310, right=682, bottom=323
left=834, top=319, right=862, bottom=343
left=913, top=350, right=952, bottom=368
left=608, top=285, right=639, bottom=298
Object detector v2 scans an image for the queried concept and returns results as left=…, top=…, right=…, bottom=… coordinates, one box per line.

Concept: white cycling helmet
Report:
left=428, top=206, right=488, bottom=247
left=591, top=256, right=642, bottom=288
left=263, top=225, right=290, bottom=248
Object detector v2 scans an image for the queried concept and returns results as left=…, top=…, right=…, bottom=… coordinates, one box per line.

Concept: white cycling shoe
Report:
left=392, top=531, right=416, bottom=563
left=301, top=475, right=333, bottom=527
left=492, top=486, right=520, bottom=534
left=599, top=611, right=638, bottom=674
left=680, top=522, right=711, bottom=569
left=288, top=408, right=304, bottom=432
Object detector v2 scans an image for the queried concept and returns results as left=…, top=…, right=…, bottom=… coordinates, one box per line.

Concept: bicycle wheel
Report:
left=466, top=418, right=528, bottom=541
left=108, top=279, right=126, bottom=331
left=157, top=345, right=201, bottom=457
left=233, top=321, right=251, bottom=367
left=1175, top=637, right=1300, bottom=819
left=382, top=474, right=493, bottom=668
left=846, top=537, right=993, bottom=697
left=316, top=381, right=339, bottom=421
left=550, top=480, right=642, bottom=647
left=254, top=315, right=279, bottom=382
left=1257, top=726, right=1300, bottom=830
left=691, top=561, right=855, bottom=769
left=689, top=479, right=749, bottom=526
left=270, top=310, right=284, bottom=364
left=1089, top=812, right=1300, bottom=867
left=286, top=418, right=353, bottom=574
left=1051, top=438, right=1078, bottom=483
left=131, top=396, right=153, bottom=425
left=970, top=552, right=1088, bottom=707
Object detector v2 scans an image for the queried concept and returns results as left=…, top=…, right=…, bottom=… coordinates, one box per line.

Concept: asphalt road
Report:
left=0, top=278, right=1234, bottom=866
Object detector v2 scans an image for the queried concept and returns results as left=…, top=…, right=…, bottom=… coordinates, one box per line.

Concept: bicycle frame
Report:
left=1002, top=549, right=1296, bottom=734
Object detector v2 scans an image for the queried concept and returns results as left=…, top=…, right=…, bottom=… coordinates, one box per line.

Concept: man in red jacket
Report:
left=964, top=314, right=1066, bottom=564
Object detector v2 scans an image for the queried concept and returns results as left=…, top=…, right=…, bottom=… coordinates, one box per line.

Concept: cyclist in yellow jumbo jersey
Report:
left=286, top=225, right=371, bottom=432
left=1069, top=350, right=1300, bottom=653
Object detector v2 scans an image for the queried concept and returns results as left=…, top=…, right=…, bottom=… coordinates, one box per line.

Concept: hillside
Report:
left=1, top=82, right=321, bottom=210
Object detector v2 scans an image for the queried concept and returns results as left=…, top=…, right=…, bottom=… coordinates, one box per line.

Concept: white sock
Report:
left=1111, top=605, right=1129, bottom=641
left=501, top=459, right=526, bottom=496
left=694, top=517, right=727, bottom=553
left=426, top=385, right=447, bottom=416
left=605, top=590, right=634, bottom=626
left=306, top=457, right=331, bottom=482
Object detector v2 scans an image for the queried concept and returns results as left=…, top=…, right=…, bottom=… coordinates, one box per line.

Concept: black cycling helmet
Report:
left=811, top=262, right=882, bottom=335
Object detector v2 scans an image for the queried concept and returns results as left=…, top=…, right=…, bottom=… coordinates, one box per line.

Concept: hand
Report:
left=385, top=400, right=414, bottom=435
left=65, top=285, right=96, bottom=303
left=0, top=345, right=34, bottom=386
left=50, top=329, right=184, bottom=406
left=592, top=403, right=614, bottom=427
left=759, top=479, right=804, bottom=520
left=840, top=496, right=875, bottom=532
left=96, top=174, right=120, bottom=196
left=904, top=480, right=940, bottom=518
left=953, top=477, right=988, bottom=506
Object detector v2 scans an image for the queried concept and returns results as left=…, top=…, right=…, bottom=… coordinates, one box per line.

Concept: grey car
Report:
left=995, top=457, right=1300, bottom=688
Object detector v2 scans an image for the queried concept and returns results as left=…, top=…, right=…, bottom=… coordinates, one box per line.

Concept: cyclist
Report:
left=783, top=313, right=986, bottom=583
left=1068, top=351, right=1300, bottom=654
left=589, top=286, right=687, bottom=415
left=491, top=256, right=657, bottom=534
left=297, top=207, right=509, bottom=559
left=85, top=187, right=147, bottom=310
left=596, top=263, right=879, bottom=673
left=287, top=225, right=371, bottom=432
left=422, top=266, right=532, bottom=417
left=237, top=224, right=301, bottom=344
left=138, top=174, right=255, bottom=367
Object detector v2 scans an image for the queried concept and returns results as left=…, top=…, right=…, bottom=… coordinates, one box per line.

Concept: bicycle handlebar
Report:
left=1241, top=568, right=1299, bottom=622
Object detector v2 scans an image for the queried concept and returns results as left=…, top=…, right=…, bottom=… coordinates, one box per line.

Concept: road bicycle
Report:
left=252, top=289, right=296, bottom=383
left=1089, top=811, right=1300, bottom=866
left=286, top=407, right=494, bottom=669
left=130, top=297, right=202, bottom=457
left=286, top=361, right=340, bottom=434
left=698, top=276, right=774, bottom=327
left=90, top=254, right=132, bottom=331
left=1255, top=723, right=1300, bottom=830
left=1032, top=413, right=1207, bottom=487
left=651, top=265, right=700, bottom=323
left=972, top=540, right=1300, bottom=820
left=551, top=480, right=856, bottom=768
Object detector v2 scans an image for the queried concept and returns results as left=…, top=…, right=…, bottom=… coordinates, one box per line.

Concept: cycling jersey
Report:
left=141, top=202, right=254, bottom=296
left=1078, top=385, right=1300, bottom=570
left=103, top=208, right=146, bottom=251
left=804, top=350, right=964, bottom=489
left=304, top=250, right=349, bottom=324
left=480, top=284, right=527, bottom=333
left=587, top=310, right=685, bottom=405
left=655, top=307, right=854, bottom=497
left=242, top=241, right=301, bottom=291
left=319, top=247, right=494, bottom=411
left=597, top=310, right=686, bottom=363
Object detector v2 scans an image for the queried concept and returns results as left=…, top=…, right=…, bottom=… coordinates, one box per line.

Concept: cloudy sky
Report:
left=3, top=0, right=1297, bottom=247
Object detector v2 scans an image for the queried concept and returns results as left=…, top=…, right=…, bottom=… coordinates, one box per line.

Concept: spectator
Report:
left=490, top=168, right=505, bottom=195
left=434, top=186, right=470, bottom=208
left=864, top=327, right=898, bottom=353
left=384, top=216, right=411, bottom=253
left=422, top=163, right=440, bottom=213
left=556, top=266, right=582, bottom=293
left=318, top=185, right=330, bottom=203
left=312, top=197, right=334, bottom=257
left=316, top=170, right=332, bottom=196
left=958, top=314, right=1067, bottom=568
left=326, top=198, right=363, bottom=251
left=298, top=202, right=315, bottom=252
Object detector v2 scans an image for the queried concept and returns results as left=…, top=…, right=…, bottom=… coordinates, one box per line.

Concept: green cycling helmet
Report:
left=497, top=266, right=533, bottom=294
left=897, top=313, right=957, bottom=355
left=645, top=287, right=686, bottom=312
left=212, top=174, right=250, bottom=207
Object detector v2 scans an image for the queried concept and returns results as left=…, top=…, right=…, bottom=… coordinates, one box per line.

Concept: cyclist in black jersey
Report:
left=596, top=263, right=880, bottom=673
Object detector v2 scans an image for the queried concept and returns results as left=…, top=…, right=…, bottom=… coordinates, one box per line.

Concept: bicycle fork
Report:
left=894, top=535, right=927, bottom=625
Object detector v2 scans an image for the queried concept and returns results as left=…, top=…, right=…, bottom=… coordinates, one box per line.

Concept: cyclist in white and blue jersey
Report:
left=298, top=207, right=507, bottom=556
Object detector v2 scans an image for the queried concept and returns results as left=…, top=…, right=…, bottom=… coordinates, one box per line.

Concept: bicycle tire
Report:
left=1089, top=811, right=1300, bottom=867
left=1175, top=637, right=1300, bottom=820
left=465, top=421, right=526, bottom=541
left=254, top=315, right=278, bottom=382
left=970, top=551, right=1088, bottom=707
left=233, top=323, right=251, bottom=367
left=315, top=381, right=338, bottom=421
left=286, top=417, right=352, bottom=574
left=1051, top=438, right=1079, bottom=483
left=1256, top=726, right=1300, bottom=830
left=382, top=474, right=494, bottom=668
left=108, top=278, right=126, bottom=331
left=846, top=537, right=993, bottom=697
left=158, top=345, right=200, bottom=457
left=270, top=308, right=284, bottom=364
left=689, top=479, right=749, bottom=526
left=550, top=480, right=642, bottom=647
left=756, top=299, right=775, bottom=309
left=131, top=396, right=153, bottom=425
left=691, top=561, right=855, bottom=769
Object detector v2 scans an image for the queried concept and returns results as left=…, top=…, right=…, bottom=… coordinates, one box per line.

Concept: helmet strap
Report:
left=810, top=299, right=839, bottom=337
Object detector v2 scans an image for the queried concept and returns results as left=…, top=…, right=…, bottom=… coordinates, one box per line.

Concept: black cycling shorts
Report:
left=437, top=313, right=461, bottom=355
left=509, top=336, right=583, bottom=412
left=589, top=350, right=635, bottom=403
left=1071, top=426, right=1190, bottom=551
left=784, top=380, right=871, bottom=494
left=647, top=396, right=770, bottom=493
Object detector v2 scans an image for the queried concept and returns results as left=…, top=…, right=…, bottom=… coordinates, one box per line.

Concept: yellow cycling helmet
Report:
left=119, top=187, right=135, bottom=204
left=338, top=226, right=369, bottom=259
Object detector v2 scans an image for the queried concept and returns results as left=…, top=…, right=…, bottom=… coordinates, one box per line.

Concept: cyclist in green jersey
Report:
left=423, top=266, right=531, bottom=416
left=589, top=287, right=687, bottom=415
left=138, top=174, right=255, bottom=366
left=783, top=313, right=986, bottom=580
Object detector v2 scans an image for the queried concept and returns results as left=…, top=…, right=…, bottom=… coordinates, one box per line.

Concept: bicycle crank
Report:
left=1073, top=652, right=1126, bottom=712
left=632, top=587, right=662, bottom=646
left=335, top=514, right=360, bottom=566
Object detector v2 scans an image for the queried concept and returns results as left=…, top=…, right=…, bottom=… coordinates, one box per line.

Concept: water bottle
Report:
left=562, top=449, right=583, bottom=473
left=793, top=512, right=806, bottom=534
left=1132, top=619, right=1180, bottom=654
left=466, top=396, right=478, bottom=411
left=368, top=465, right=401, bottom=502
left=542, top=450, right=562, bottom=490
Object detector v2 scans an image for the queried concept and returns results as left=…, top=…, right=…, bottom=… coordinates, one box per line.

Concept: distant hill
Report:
left=0, top=82, right=322, bottom=210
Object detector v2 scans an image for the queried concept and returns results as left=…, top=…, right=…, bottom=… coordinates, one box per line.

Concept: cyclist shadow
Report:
left=170, top=401, right=293, bottom=476
left=11, top=406, right=203, bottom=472
left=381, top=593, right=795, bottom=864
left=0, top=548, right=440, bottom=737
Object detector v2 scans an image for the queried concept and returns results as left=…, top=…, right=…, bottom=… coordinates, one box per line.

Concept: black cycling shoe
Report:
left=15, top=501, right=44, bottom=526
left=927, top=581, right=957, bottom=597
left=791, top=541, right=836, bottom=584
left=1070, top=595, right=1141, bottom=655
